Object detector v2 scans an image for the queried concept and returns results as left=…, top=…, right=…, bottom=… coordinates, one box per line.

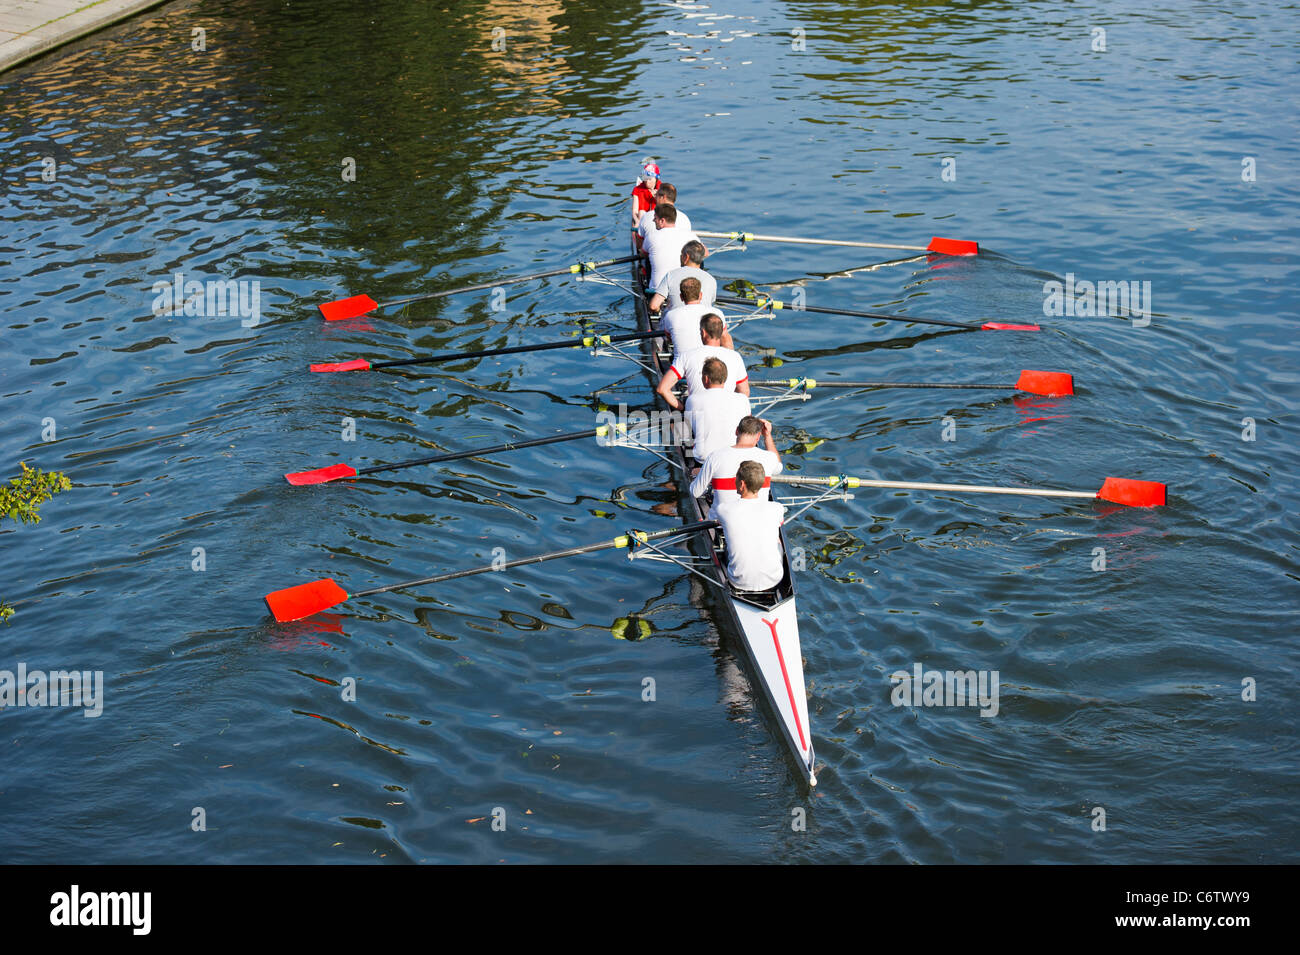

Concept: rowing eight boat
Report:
left=630, top=226, right=817, bottom=786
left=275, top=208, right=1164, bottom=787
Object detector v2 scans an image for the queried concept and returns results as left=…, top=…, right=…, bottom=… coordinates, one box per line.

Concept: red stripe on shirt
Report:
left=711, top=477, right=771, bottom=491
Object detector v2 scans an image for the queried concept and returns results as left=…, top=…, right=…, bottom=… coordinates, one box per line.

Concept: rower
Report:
left=685, top=357, right=753, bottom=464
left=690, top=415, right=783, bottom=518
left=661, top=277, right=733, bottom=352
left=654, top=313, right=748, bottom=411
left=648, top=241, right=715, bottom=314
left=635, top=182, right=692, bottom=254
left=630, top=161, right=659, bottom=228
left=641, top=204, right=702, bottom=292
left=715, top=460, right=786, bottom=594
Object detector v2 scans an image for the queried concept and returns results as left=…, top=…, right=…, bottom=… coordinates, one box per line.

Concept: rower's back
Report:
left=716, top=463, right=785, bottom=593
left=643, top=205, right=699, bottom=289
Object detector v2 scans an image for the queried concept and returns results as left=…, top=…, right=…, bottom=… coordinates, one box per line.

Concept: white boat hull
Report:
left=731, top=593, right=816, bottom=783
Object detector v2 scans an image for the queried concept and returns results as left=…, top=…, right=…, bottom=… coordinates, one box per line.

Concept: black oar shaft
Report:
left=715, top=295, right=979, bottom=330
left=359, top=429, right=601, bottom=476
left=351, top=520, right=718, bottom=598
left=800, top=303, right=976, bottom=330
left=371, top=329, right=659, bottom=370
left=380, top=255, right=639, bottom=309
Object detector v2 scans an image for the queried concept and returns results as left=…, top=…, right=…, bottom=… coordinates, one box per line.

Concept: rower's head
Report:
left=653, top=203, right=677, bottom=229
left=701, top=357, right=727, bottom=389
left=680, top=241, right=706, bottom=267
left=699, top=312, right=725, bottom=346
left=734, top=415, right=763, bottom=447
left=655, top=182, right=677, bottom=205
left=679, top=277, right=702, bottom=304
left=736, top=460, right=766, bottom=499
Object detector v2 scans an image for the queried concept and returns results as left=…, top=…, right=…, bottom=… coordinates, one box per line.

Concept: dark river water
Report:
left=1, top=0, right=1296, bottom=863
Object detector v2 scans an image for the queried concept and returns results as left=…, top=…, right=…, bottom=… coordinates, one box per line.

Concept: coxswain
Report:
left=635, top=182, right=692, bottom=253
left=654, top=313, right=748, bottom=410
left=714, top=460, right=786, bottom=593
left=690, top=415, right=783, bottom=518
left=685, top=357, right=753, bottom=463
left=661, top=277, right=733, bottom=352
left=641, top=204, right=701, bottom=292
left=630, top=161, right=659, bottom=227
left=648, top=240, right=715, bottom=314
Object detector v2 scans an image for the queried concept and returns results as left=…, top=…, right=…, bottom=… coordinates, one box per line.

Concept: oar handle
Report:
left=715, top=295, right=981, bottom=331
left=351, top=520, right=718, bottom=598
left=695, top=230, right=929, bottom=252
left=371, top=329, right=659, bottom=369
left=359, top=429, right=603, bottom=476
left=378, top=255, right=640, bottom=310
left=771, top=474, right=1097, bottom=499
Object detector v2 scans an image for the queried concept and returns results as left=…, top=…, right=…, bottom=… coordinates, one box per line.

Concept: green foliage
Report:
left=1, top=462, right=71, bottom=525
left=1, top=462, right=72, bottom=623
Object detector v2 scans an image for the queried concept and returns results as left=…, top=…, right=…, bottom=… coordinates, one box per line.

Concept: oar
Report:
left=285, top=427, right=613, bottom=485
left=697, top=231, right=978, bottom=256
left=772, top=474, right=1167, bottom=507
left=750, top=370, right=1074, bottom=397
left=310, top=329, right=661, bottom=373
left=265, top=520, right=719, bottom=622
left=318, top=255, right=641, bottom=321
left=716, top=294, right=1040, bottom=332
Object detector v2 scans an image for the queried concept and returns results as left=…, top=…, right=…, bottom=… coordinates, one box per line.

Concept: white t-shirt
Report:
left=655, top=266, right=717, bottom=311
left=662, top=303, right=725, bottom=355
left=670, top=345, right=748, bottom=396
left=690, top=444, right=783, bottom=516
left=643, top=225, right=700, bottom=290
left=716, top=497, right=786, bottom=592
left=685, top=388, right=752, bottom=463
left=639, top=207, right=692, bottom=245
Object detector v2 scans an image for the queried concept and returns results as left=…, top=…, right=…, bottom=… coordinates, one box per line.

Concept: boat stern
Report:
left=732, top=594, right=816, bottom=785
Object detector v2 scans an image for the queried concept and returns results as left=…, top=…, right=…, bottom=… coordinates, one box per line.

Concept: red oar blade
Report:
left=285, top=463, right=359, bottom=486
left=982, top=322, right=1042, bottom=331
left=310, top=359, right=372, bottom=373
left=1015, top=370, right=1074, bottom=396
left=266, top=578, right=349, bottom=622
left=927, top=236, right=979, bottom=256
left=319, top=294, right=378, bottom=321
left=1097, top=477, right=1167, bottom=507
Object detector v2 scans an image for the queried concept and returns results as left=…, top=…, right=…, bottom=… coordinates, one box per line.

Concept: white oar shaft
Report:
left=771, top=475, right=1096, bottom=500
left=695, top=230, right=928, bottom=252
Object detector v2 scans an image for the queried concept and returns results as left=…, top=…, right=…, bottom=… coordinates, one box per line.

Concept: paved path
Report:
left=0, top=0, right=168, bottom=75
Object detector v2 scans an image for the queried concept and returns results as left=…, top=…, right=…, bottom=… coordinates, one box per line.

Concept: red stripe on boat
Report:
left=763, top=617, right=807, bottom=751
